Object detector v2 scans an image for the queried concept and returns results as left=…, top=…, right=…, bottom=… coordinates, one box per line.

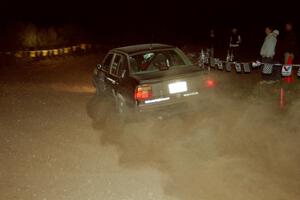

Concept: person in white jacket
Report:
left=260, top=27, right=279, bottom=83
left=260, top=27, right=279, bottom=63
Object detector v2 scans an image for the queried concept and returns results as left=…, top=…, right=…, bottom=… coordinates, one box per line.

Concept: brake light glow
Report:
left=135, top=84, right=152, bottom=100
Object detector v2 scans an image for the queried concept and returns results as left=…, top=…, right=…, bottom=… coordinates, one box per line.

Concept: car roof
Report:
left=112, top=43, right=176, bottom=55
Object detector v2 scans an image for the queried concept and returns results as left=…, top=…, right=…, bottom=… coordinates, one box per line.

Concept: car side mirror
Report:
left=96, top=64, right=102, bottom=70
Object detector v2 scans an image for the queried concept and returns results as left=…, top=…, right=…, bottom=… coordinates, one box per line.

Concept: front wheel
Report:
left=86, top=95, right=114, bottom=130
left=95, top=82, right=107, bottom=96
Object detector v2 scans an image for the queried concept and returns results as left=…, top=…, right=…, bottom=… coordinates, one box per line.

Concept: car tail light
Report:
left=205, top=79, right=216, bottom=88
left=135, top=84, right=152, bottom=100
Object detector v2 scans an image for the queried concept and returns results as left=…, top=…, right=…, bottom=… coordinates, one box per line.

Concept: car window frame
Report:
left=110, top=54, right=121, bottom=76
left=109, top=52, right=129, bottom=78
left=101, top=52, right=114, bottom=73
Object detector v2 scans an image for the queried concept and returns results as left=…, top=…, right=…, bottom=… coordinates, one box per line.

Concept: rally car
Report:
left=91, top=43, right=216, bottom=121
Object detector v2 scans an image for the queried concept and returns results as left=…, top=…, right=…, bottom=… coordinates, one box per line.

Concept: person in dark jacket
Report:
left=282, top=22, right=297, bottom=64
left=228, top=28, right=242, bottom=62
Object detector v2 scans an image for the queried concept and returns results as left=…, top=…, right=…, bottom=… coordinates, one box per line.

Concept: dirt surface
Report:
left=1, top=55, right=300, bottom=200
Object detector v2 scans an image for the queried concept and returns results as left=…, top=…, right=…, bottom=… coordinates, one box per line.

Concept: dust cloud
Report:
left=1, top=53, right=299, bottom=200
left=90, top=75, right=300, bottom=200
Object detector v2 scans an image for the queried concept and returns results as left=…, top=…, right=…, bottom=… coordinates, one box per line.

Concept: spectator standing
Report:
left=208, top=29, right=215, bottom=58
left=260, top=26, right=280, bottom=83
left=228, top=28, right=242, bottom=62
left=282, top=22, right=297, bottom=64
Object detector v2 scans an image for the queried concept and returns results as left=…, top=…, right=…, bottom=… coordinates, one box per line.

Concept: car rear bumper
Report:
left=134, top=91, right=214, bottom=118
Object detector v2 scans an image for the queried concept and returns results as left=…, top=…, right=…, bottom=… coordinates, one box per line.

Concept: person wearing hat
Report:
left=260, top=27, right=280, bottom=83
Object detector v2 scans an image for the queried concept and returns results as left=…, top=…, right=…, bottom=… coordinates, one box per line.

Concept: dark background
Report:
left=1, top=0, right=299, bottom=59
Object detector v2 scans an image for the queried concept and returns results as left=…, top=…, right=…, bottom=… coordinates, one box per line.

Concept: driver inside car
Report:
left=149, top=53, right=169, bottom=71
left=139, top=52, right=154, bottom=70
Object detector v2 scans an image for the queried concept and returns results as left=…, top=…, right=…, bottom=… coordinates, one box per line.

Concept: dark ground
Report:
left=0, top=53, right=300, bottom=200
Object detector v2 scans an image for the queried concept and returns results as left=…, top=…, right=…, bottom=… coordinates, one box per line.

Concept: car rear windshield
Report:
left=129, top=49, right=188, bottom=74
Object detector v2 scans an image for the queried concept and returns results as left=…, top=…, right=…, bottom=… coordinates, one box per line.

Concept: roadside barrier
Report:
left=1, top=43, right=93, bottom=59
left=194, top=48, right=299, bottom=78
left=3, top=46, right=300, bottom=79
left=187, top=50, right=300, bottom=78
left=203, top=56, right=300, bottom=78
left=202, top=56, right=300, bottom=109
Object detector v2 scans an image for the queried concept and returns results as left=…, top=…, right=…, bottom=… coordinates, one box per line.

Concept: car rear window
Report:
left=129, top=50, right=187, bottom=74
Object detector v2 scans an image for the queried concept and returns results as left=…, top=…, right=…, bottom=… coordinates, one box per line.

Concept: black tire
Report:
left=112, top=94, right=133, bottom=129
left=86, top=95, right=113, bottom=124
left=95, top=82, right=107, bottom=96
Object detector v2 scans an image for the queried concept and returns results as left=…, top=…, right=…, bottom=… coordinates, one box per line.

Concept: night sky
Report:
left=1, top=0, right=299, bottom=51
left=3, top=1, right=298, bottom=25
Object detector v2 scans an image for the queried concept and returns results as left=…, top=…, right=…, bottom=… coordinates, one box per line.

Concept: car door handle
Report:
left=106, top=77, right=117, bottom=85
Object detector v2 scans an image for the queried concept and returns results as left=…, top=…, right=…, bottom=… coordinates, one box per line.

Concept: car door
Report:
left=106, top=53, right=133, bottom=102
left=98, top=53, right=114, bottom=95
left=105, top=53, right=121, bottom=92
left=115, top=54, right=133, bottom=103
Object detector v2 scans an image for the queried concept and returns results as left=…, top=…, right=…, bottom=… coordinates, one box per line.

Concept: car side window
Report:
left=102, top=53, right=113, bottom=72
left=117, top=55, right=128, bottom=77
left=110, top=54, right=128, bottom=77
left=111, top=55, right=121, bottom=75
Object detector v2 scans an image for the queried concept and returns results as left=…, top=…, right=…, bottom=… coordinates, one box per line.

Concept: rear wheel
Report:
left=113, top=93, right=133, bottom=129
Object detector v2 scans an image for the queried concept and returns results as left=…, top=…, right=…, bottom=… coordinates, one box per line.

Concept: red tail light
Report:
left=205, top=79, right=215, bottom=88
left=135, top=84, right=152, bottom=100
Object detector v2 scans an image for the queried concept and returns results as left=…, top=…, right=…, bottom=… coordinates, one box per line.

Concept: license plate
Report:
left=168, top=81, right=188, bottom=94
